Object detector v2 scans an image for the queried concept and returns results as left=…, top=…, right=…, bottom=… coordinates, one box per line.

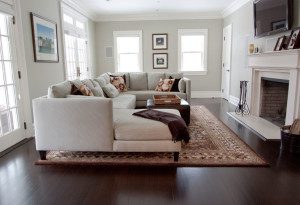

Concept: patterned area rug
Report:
left=35, top=106, right=267, bottom=167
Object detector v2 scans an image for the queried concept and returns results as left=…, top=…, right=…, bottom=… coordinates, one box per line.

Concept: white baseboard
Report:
left=191, top=91, right=221, bottom=98
left=229, top=95, right=239, bottom=106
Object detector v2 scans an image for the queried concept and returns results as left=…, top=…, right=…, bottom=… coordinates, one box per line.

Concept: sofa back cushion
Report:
left=165, top=72, right=183, bottom=79
left=147, top=72, right=165, bottom=90
left=129, top=72, right=148, bottom=90
left=48, top=81, right=72, bottom=98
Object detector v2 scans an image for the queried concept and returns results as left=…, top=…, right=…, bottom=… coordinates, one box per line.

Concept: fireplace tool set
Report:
left=235, top=81, right=250, bottom=115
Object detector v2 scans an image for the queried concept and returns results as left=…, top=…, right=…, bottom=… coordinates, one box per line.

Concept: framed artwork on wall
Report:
left=30, top=12, right=59, bottom=62
left=152, top=33, right=168, bottom=50
left=153, top=53, right=168, bottom=69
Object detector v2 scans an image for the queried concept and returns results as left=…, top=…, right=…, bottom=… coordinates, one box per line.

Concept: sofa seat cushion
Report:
left=112, top=94, right=136, bottom=109
left=124, top=90, right=187, bottom=101
left=113, top=109, right=180, bottom=141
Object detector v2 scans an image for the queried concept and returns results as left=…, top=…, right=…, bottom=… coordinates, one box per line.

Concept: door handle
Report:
left=76, top=67, right=81, bottom=77
left=226, top=70, right=230, bottom=72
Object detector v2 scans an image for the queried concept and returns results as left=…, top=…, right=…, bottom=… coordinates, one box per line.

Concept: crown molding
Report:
left=61, top=0, right=98, bottom=21
left=221, top=0, right=251, bottom=18
left=95, top=12, right=223, bottom=22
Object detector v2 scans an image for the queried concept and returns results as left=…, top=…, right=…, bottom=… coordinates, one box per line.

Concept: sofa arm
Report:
left=33, top=97, right=114, bottom=152
left=182, top=77, right=191, bottom=103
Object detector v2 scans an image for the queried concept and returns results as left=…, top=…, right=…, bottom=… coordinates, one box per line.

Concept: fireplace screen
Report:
left=260, top=77, right=289, bottom=127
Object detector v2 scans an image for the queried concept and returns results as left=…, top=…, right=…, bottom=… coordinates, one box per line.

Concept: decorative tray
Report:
left=153, top=95, right=181, bottom=105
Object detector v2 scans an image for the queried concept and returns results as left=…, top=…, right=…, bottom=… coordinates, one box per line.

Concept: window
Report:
left=62, top=5, right=90, bottom=80
left=178, top=29, right=208, bottom=75
left=114, top=31, right=143, bottom=72
left=63, top=14, right=73, bottom=25
left=75, top=20, right=84, bottom=30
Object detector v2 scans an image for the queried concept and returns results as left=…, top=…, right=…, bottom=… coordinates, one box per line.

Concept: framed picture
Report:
left=274, top=35, right=287, bottom=51
left=152, top=33, right=168, bottom=50
left=153, top=53, right=168, bottom=69
left=287, top=27, right=300, bottom=50
left=271, top=20, right=286, bottom=30
left=30, top=12, right=59, bottom=62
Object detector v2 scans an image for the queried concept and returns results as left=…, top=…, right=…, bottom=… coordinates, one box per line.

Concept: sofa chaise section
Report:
left=33, top=97, right=181, bottom=161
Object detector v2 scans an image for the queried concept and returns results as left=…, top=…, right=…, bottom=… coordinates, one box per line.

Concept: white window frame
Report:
left=178, top=29, right=208, bottom=75
left=113, top=30, right=143, bottom=72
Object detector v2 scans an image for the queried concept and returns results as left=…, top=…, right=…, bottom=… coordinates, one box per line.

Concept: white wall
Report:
left=223, top=0, right=300, bottom=99
left=20, top=0, right=97, bottom=102
left=20, top=0, right=65, bottom=101
left=95, top=19, right=223, bottom=92
left=87, top=19, right=97, bottom=78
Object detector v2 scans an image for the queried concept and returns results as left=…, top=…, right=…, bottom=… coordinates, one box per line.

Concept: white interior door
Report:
left=0, top=12, right=25, bottom=152
left=64, top=33, right=89, bottom=80
left=221, top=24, right=232, bottom=101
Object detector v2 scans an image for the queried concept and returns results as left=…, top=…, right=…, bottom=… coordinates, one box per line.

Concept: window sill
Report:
left=182, top=71, right=207, bottom=76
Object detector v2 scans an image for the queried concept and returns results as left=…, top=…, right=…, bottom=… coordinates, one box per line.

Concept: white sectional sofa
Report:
left=32, top=72, right=191, bottom=162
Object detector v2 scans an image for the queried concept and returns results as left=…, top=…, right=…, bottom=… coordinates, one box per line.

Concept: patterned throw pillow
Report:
left=155, top=78, right=175, bottom=92
left=110, top=75, right=127, bottom=92
left=71, top=84, right=94, bottom=96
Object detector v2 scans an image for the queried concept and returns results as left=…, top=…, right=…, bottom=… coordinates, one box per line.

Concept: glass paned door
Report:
left=0, top=12, right=24, bottom=152
left=64, top=33, right=89, bottom=80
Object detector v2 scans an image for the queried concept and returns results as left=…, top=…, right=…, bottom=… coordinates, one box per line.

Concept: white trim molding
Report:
left=96, top=12, right=222, bottom=22
left=191, top=91, right=221, bottom=98
left=62, top=0, right=97, bottom=21
left=229, top=95, right=239, bottom=106
left=221, top=0, right=251, bottom=18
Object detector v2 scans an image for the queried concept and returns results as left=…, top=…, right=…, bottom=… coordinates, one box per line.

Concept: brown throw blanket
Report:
left=133, top=110, right=190, bottom=143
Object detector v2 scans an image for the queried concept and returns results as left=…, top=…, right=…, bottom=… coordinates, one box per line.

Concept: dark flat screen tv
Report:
left=254, top=0, right=293, bottom=38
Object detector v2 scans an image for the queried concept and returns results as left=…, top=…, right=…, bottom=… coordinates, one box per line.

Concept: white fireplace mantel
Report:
left=249, top=49, right=300, bottom=69
left=248, top=49, right=300, bottom=125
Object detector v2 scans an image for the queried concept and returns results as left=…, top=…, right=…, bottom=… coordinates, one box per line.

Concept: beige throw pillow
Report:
left=102, top=83, right=120, bottom=98
left=155, top=78, right=175, bottom=92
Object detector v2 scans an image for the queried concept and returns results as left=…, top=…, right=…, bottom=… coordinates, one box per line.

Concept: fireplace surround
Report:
left=248, top=49, right=300, bottom=126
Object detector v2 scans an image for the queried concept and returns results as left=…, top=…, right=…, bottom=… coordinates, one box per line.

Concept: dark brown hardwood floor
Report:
left=1, top=98, right=300, bottom=205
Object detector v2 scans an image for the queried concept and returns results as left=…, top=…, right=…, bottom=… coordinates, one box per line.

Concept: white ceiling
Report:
left=68, top=0, right=249, bottom=21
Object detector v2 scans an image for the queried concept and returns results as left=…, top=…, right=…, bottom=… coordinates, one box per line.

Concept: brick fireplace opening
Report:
left=260, top=77, right=289, bottom=127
